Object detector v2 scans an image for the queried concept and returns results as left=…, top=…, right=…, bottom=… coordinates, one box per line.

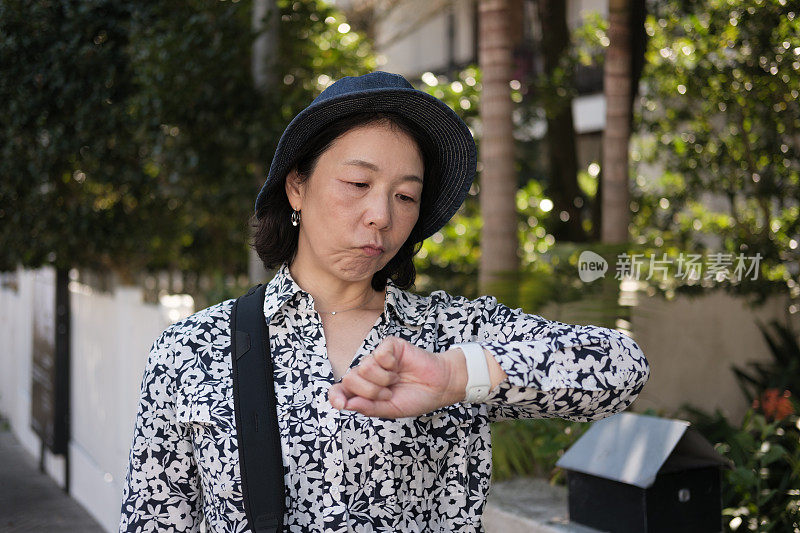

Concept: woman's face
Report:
left=285, top=121, right=424, bottom=284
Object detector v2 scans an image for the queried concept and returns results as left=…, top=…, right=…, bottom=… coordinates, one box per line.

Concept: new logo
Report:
left=578, top=251, right=608, bottom=282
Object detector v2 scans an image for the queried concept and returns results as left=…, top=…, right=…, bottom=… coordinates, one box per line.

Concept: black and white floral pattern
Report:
left=119, top=262, right=650, bottom=532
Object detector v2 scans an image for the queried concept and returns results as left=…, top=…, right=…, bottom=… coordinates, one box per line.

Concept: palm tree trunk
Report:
left=249, top=0, right=278, bottom=284
left=478, top=0, right=518, bottom=292
left=601, top=0, right=632, bottom=244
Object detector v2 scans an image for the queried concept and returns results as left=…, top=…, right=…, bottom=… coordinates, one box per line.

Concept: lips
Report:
left=361, top=244, right=384, bottom=256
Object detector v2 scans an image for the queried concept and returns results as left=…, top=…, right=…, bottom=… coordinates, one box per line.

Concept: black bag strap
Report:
left=230, top=283, right=284, bottom=533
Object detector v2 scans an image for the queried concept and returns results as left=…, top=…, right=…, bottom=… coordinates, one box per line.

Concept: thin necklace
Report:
left=316, top=292, right=384, bottom=316
left=318, top=305, right=376, bottom=316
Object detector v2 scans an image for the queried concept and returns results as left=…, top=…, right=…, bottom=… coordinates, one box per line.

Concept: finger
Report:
left=341, top=370, right=393, bottom=401
left=342, top=396, right=379, bottom=417
left=356, top=357, right=399, bottom=387
left=371, top=337, right=401, bottom=371
left=328, top=383, right=352, bottom=411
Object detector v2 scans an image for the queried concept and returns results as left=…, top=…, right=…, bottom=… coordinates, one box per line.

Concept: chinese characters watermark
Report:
left=578, top=251, right=762, bottom=283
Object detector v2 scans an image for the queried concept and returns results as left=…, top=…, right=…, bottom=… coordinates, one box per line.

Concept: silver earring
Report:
left=291, top=209, right=300, bottom=227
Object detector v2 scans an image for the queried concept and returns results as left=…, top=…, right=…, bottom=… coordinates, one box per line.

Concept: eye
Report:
left=348, top=182, right=368, bottom=189
left=397, top=193, right=417, bottom=203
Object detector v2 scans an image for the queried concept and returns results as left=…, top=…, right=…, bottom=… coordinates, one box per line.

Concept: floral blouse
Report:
left=119, top=262, right=650, bottom=533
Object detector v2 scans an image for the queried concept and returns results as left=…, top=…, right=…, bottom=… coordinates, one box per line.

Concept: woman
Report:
left=119, top=71, right=650, bottom=532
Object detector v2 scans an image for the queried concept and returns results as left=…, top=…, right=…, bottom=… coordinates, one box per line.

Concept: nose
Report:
left=364, top=192, right=391, bottom=230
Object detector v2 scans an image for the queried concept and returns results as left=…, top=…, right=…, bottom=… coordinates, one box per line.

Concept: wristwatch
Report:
left=452, top=343, right=491, bottom=403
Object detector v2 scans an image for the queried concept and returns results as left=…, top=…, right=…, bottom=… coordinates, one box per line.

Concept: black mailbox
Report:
left=555, top=412, right=733, bottom=533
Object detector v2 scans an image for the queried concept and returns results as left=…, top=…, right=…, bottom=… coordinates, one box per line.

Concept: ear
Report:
left=284, top=168, right=305, bottom=210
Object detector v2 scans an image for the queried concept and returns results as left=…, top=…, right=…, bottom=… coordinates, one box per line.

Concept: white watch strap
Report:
left=453, top=343, right=491, bottom=403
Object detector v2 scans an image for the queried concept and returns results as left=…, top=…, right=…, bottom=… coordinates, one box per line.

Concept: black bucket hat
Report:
left=253, top=71, right=477, bottom=241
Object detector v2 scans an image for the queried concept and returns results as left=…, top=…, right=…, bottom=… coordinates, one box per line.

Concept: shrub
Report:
left=681, top=404, right=800, bottom=532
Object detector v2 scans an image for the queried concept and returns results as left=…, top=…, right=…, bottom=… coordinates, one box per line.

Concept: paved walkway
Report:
left=0, top=427, right=104, bottom=532
left=484, top=477, right=603, bottom=532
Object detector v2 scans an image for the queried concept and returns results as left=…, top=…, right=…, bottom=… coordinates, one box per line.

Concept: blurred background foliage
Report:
left=0, top=0, right=375, bottom=280
left=634, top=0, right=800, bottom=306
left=679, top=319, right=800, bottom=531
left=5, top=0, right=791, bottom=308
left=491, top=416, right=592, bottom=483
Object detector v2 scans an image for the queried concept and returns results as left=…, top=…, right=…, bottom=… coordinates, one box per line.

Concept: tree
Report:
left=478, top=0, right=518, bottom=292
left=601, top=0, right=634, bottom=244
left=249, top=0, right=280, bottom=284
left=0, top=1, right=170, bottom=279
left=122, top=0, right=376, bottom=277
left=0, top=0, right=376, bottom=285
left=537, top=0, right=587, bottom=242
left=635, top=0, right=800, bottom=305
left=416, top=67, right=482, bottom=297
left=126, top=2, right=270, bottom=278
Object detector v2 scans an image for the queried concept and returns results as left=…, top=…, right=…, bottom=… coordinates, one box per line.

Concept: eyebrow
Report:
left=342, top=159, right=423, bottom=185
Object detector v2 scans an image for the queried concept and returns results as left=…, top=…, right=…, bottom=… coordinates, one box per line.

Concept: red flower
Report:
left=752, top=389, right=795, bottom=421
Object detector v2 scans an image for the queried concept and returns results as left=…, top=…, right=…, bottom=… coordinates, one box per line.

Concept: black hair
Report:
left=249, top=111, right=441, bottom=291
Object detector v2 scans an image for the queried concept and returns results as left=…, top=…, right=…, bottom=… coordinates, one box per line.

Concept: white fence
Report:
left=0, top=266, right=191, bottom=532
left=0, top=265, right=794, bottom=532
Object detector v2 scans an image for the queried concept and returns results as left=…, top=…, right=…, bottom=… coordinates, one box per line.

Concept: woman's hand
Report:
left=327, top=336, right=468, bottom=418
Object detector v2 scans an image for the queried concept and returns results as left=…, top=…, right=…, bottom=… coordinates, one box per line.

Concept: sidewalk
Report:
left=0, top=426, right=105, bottom=532
left=484, top=477, right=603, bottom=533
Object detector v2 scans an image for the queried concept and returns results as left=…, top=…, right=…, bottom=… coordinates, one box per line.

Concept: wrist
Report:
left=441, top=348, right=469, bottom=405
